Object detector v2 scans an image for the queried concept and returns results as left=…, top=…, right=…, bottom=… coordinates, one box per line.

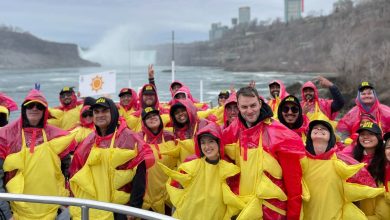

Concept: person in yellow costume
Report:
left=348, top=123, right=389, bottom=219
left=139, top=107, right=177, bottom=215
left=48, top=86, right=83, bottom=130
left=160, top=122, right=248, bottom=220
left=69, top=97, right=155, bottom=220
left=302, top=120, right=384, bottom=220
left=267, top=80, right=289, bottom=118
left=0, top=89, right=75, bottom=220
left=69, top=105, right=95, bottom=153
left=117, top=88, right=139, bottom=119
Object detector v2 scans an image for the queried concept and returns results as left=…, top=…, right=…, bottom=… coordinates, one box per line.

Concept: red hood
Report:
left=269, top=80, right=290, bottom=99
left=300, top=81, right=318, bottom=103
left=141, top=112, right=164, bottom=144
left=139, top=84, right=160, bottom=109
left=120, top=88, right=139, bottom=111
left=173, top=86, right=199, bottom=103
left=169, top=81, right=185, bottom=97
left=223, top=92, right=237, bottom=128
left=59, top=91, right=78, bottom=111
left=194, top=122, right=224, bottom=159
left=169, top=99, right=199, bottom=139
left=22, top=89, right=49, bottom=128
left=0, top=92, right=18, bottom=111
left=79, top=105, right=94, bottom=128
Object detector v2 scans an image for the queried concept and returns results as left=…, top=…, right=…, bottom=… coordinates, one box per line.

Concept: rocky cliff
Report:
left=0, top=27, right=99, bottom=69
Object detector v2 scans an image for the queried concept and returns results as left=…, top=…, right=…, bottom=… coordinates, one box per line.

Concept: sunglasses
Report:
left=81, top=110, right=93, bottom=118
left=60, top=93, right=72, bottom=98
left=25, top=102, right=45, bottom=111
left=282, top=106, right=299, bottom=114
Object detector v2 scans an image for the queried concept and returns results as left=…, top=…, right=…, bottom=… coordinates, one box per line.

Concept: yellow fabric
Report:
left=0, top=105, right=9, bottom=121
left=306, top=102, right=337, bottom=129
left=268, top=97, right=281, bottom=119
left=142, top=140, right=178, bottom=214
left=69, top=131, right=137, bottom=220
left=300, top=154, right=385, bottom=220
left=228, top=138, right=287, bottom=220
left=118, top=105, right=136, bottom=119
left=4, top=130, right=75, bottom=220
left=160, top=158, right=244, bottom=220
left=126, top=113, right=170, bottom=132
left=48, top=105, right=82, bottom=130
left=71, top=126, right=94, bottom=144
left=176, top=139, right=195, bottom=165
left=358, top=183, right=390, bottom=220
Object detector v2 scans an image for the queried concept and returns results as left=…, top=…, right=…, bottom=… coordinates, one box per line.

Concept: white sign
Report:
left=79, top=70, right=116, bottom=97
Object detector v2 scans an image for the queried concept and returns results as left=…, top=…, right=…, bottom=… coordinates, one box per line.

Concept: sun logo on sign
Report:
left=91, top=75, right=104, bottom=92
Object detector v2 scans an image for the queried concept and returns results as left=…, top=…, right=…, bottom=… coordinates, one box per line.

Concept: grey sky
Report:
left=0, top=0, right=337, bottom=47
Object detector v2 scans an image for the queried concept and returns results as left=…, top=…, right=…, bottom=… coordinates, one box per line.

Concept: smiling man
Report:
left=69, top=97, right=154, bottom=220
left=223, top=86, right=306, bottom=220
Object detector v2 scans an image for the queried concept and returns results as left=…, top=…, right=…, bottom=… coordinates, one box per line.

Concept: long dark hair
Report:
left=353, top=133, right=385, bottom=184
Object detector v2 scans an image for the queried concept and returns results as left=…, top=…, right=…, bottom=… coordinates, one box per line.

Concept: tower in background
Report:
left=239, top=7, right=251, bottom=24
left=285, top=0, right=303, bottom=22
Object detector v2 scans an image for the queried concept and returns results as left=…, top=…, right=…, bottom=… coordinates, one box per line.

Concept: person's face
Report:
left=174, top=107, right=188, bottom=124
left=218, top=95, right=228, bottom=106
left=358, top=130, right=378, bottom=150
left=385, top=140, right=390, bottom=162
left=60, top=92, right=73, bottom=105
left=142, top=94, right=156, bottom=107
left=93, top=107, right=111, bottom=130
left=311, top=124, right=330, bottom=142
left=174, top=93, right=186, bottom=100
left=81, top=110, right=93, bottom=124
left=237, top=95, right=261, bottom=125
left=281, top=103, right=299, bottom=125
left=171, top=84, right=182, bottom=94
left=269, top=84, right=280, bottom=98
left=225, top=102, right=239, bottom=124
left=120, top=94, right=132, bottom=106
left=360, top=88, right=375, bottom=106
left=145, top=112, right=161, bottom=131
left=200, top=135, right=219, bottom=161
left=303, top=87, right=315, bottom=101
left=25, top=102, right=45, bottom=126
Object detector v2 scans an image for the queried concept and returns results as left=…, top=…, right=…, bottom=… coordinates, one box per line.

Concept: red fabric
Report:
left=57, top=91, right=79, bottom=111
left=268, top=80, right=290, bottom=109
left=223, top=92, right=237, bottom=129
left=194, top=122, right=224, bottom=160
left=172, top=86, right=208, bottom=110
left=119, top=88, right=139, bottom=112
left=337, top=94, right=390, bottom=135
left=300, top=81, right=338, bottom=120
left=0, top=92, right=18, bottom=111
left=385, top=163, right=389, bottom=192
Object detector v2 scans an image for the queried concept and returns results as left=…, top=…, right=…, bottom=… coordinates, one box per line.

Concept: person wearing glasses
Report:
left=48, top=86, right=83, bottom=130
left=277, top=95, right=309, bottom=143
left=0, top=89, right=75, bottom=219
left=69, top=105, right=95, bottom=152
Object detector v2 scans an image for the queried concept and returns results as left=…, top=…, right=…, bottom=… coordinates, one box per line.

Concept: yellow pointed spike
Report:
left=256, top=175, right=287, bottom=201
left=333, top=155, right=365, bottom=179
left=343, top=182, right=385, bottom=202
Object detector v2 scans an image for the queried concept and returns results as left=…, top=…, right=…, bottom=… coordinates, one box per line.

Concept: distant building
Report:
left=333, top=0, right=354, bottom=12
left=285, top=0, right=302, bottom=22
left=231, top=18, right=238, bottom=26
left=209, top=23, right=228, bottom=41
left=239, top=7, right=251, bottom=24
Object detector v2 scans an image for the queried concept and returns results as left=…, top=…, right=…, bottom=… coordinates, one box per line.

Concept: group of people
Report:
left=0, top=67, right=388, bottom=220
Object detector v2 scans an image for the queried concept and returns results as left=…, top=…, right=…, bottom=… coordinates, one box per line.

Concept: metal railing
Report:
left=0, top=193, right=176, bottom=220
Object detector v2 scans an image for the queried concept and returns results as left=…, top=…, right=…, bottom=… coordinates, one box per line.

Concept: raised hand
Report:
left=148, top=64, right=154, bottom=79
left=316, top=76, right=333, bottom=88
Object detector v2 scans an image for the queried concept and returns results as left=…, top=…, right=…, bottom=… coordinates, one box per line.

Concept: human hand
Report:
left=316, top=76, right=333, bottom=88
left=148, top=64, right=154, bottom=79
left=302, top=102, right=313, bottom=114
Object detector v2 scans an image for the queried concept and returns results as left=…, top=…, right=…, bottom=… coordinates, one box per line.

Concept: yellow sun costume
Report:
left=48, top=105, right=83, bottom=130
left=4, top=131, right=76, bottom=220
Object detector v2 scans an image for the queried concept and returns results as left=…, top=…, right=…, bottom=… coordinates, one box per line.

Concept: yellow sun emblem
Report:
left=90, top=75, right=104, bottom=92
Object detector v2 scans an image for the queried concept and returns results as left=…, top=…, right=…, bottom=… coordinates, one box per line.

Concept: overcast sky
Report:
left=0, top=0, right=337, bottom=48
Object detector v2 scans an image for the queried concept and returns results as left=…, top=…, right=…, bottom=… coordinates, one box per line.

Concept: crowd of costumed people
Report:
left=0, top=66, right=388, bottom=220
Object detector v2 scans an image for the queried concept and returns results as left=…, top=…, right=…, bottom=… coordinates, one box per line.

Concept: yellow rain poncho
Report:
left=48, top=105, right=82, bottom=130
left=69, top=131, right=138, bottom=220
left=300, top=153, right=385, bottom=220
left=4, top=130, right=75, bottom=220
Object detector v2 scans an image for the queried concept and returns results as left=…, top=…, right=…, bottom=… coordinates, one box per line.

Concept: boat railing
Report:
left=0, top=193, right=176, bottom=220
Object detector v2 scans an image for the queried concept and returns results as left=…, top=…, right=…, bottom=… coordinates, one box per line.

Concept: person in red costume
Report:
left=69, top=97, right=154, bottom=220
left=337, top=81, right=390, bottom=141
left=223, top=86, right=306, bottom=220
left=173, top=86, right=209, bottom=111
left=117, top=88, right=139, bottom=116
left=300, top=76, right=344, bottom=121
left=0, top=89, right=74, bottom=219
left=222, top=92, right=239, bottom=130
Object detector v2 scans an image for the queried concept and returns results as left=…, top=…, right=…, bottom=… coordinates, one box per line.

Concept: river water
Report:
left=0, top=65, right=318, bottom=121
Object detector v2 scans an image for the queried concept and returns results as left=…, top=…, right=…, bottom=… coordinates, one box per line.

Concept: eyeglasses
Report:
left=25, top=102, right=45, bottom=111
left=282, top=106, right=299, bottom=114
left=60, top=93, right=72, bottom=98
left=81, top=110, right=93, bottom=118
